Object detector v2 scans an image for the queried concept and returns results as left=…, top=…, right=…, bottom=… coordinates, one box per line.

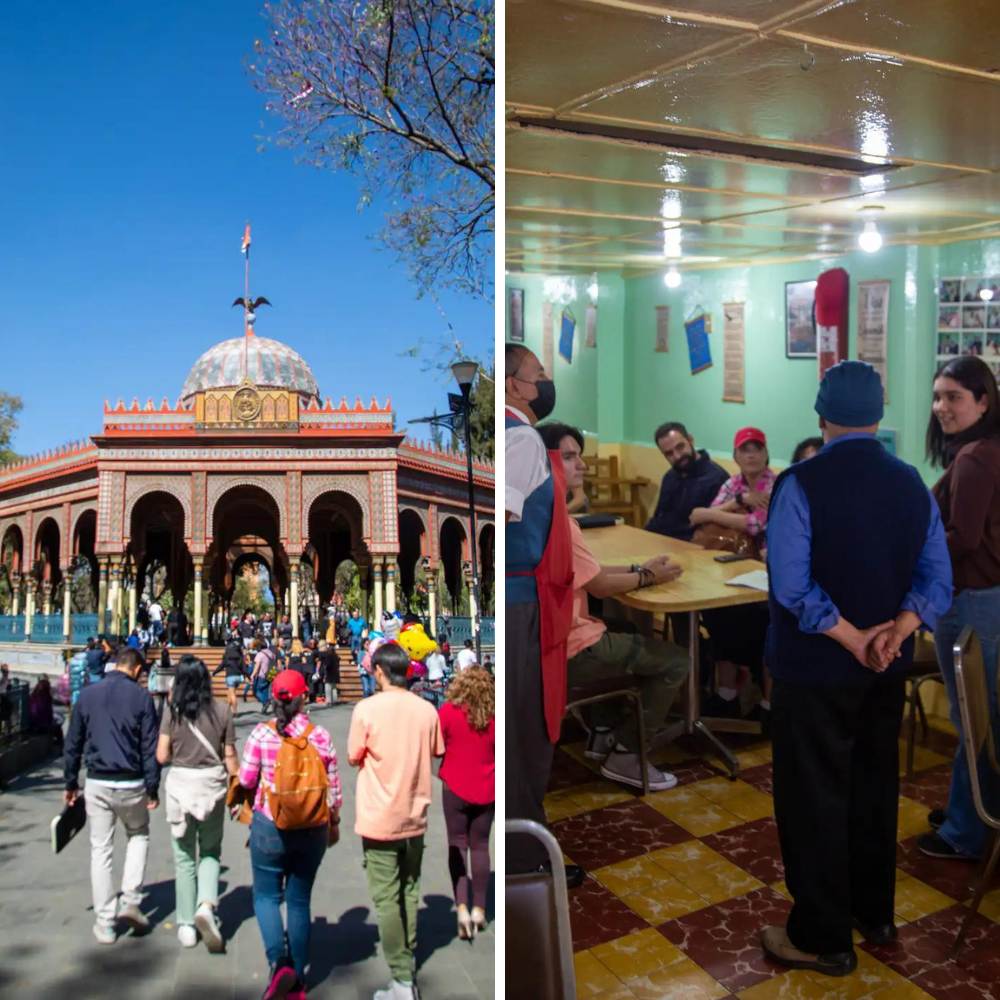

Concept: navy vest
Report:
left=766, top=438, right=931, bottom=685
left=505, top=411, right=554, bottom=605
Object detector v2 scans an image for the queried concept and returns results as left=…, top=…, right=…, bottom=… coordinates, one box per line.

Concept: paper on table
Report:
left=725, top=569, right=769, bottom=591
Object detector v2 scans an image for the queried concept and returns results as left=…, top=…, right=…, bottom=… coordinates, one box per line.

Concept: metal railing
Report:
left=71, top=614, right=100, bottom=645
left=29, top=615, right=64, bottom=644
left=0, top=679, right=31, bottom=747
left=435, top=615, right=495, bottom=647
left=0, top=615, right=26, bottom=643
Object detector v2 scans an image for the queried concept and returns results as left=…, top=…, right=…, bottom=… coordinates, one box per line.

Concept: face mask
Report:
left=528, top=379, right=556, bottom=421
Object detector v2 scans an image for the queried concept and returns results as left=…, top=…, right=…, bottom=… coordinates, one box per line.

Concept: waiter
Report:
left=761, top=361, right=952, bottom=976
left=504, top=344, right=577, bottom=882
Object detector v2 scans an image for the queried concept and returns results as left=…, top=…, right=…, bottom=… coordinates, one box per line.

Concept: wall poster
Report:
left=937, top=275, right=1000, bottom=384
left=559, top=308, right=576, bottom=363
left=684, top=311, right=712, bottom=374
left=508, top=287, right=524, bottom=343
left=585, top=304, right=597, bottom=348
left=857, top=280, right=890, bottom=400
left=722, top=302, right=745, bottom=403
left=785, top=279, right=817, bottom=358
left=541, top=300, right=554, bottom=374
left=655, top=305, right=670, bottom=352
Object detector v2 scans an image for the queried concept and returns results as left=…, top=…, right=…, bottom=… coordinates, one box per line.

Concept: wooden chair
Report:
left=950, top=625, right=1000, bottom=955
left=505, top=819, right=577, bottom=1000
left=583, top=454, right=649, bottom=527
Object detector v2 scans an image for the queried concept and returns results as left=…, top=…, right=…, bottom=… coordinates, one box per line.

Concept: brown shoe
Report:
left=760, top=925, right=857, bottom=977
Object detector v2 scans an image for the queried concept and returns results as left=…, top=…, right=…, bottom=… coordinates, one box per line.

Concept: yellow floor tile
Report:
left=893, top=869, right=956, bottom=923
left=649, top=841, right=765, bottom=904
left=978, top=885, right=1000, bottom=922
left=644, top=785, right=746, bottom=836
left=625, top=962, right=731, bottom=1000
left=687, top=777, right=775, bottom=822
left=590, top=927, right=689, bottom=980
left=593, top=855, right=713, bottom=923
left=735, top=743, right=774, bottom=769
left=898, top=740, right=949, bottom=775
left=574, top=950, right=634, bottom=999
left=544, top=781, right=635, bottom=823
left=737, top=949, right=935, bottom=999
left=896, top=795, right=932, bottom=842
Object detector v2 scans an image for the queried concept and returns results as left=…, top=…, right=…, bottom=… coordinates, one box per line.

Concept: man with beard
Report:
left=505, top=344, right=577, bottom=884
left=646, top=422, right=729, bottom=541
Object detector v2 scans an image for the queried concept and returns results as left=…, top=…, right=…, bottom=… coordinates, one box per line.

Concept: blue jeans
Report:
left=361, top=672, right=376, bottom=698
left=249, top=814, right=327, bottom=978
left=933, top=585, right=1000, bottom=858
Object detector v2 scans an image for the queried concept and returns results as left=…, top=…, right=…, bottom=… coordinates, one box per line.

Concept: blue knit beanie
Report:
left=814, top=361, right=884, bottom=427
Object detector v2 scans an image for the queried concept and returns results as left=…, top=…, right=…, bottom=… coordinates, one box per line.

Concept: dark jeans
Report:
left=771, top=673, right=905, bottom=955
left=442, top=785, right=494, bottom=910
left=249, top=813, right=327, bottom=978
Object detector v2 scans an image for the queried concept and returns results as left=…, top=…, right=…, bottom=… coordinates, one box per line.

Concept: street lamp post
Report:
left=409, top=359, right=484, bottom=664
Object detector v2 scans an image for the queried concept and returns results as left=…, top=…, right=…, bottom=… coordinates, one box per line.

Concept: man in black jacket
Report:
left=64, top=647, right=160, bottom=945
left=645, top=422, right=729, bottom=541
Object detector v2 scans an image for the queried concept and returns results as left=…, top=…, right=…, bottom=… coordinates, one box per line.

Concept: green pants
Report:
left=568, top=631, right=689, bottom=752
left=170, top=798, right=225, bottom=925
left=363, top=835, right=425, bottom=983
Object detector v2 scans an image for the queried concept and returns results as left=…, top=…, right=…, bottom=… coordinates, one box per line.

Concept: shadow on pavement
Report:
left=307, top=905, right=379, bottom=986
left=218, top=883, right=256, bottom=941
left=141, top=878, right=177, bottom=929
left=416, top=893, right=465, bottom=969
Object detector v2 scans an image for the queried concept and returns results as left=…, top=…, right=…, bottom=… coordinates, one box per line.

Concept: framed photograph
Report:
left=785, top=280, right=817, bottom=358
left=939, top=279, right=961, bottom=303
left=937, top=332, right=960, bottom=357
left=938, top=304, right=960, bottom=331
left=508, top=287, right=524, bottom=343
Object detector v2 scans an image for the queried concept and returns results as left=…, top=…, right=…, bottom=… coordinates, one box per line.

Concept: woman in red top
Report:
left=438, top=667, right=495, bottom=940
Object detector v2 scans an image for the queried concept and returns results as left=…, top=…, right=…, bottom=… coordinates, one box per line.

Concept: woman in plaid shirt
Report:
left=239, top=669, right=342, bottom=999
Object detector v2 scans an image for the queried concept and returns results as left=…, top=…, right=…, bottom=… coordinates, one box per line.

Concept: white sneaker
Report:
left=194, top=902, right=224, bottom=953
left=601, top=752, right=678, bottom=792
left=93, top=923, right=116, bottom=945
left=374, top=981, right=417, bottom=1000
left=177, top=924, right=198, bottom=948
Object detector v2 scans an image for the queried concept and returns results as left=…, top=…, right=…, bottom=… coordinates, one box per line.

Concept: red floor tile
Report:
left=896, top=835, right=982, bottom=900
left=567, top=873, right=648, bottom=951
left=658, top=886, right=792, bottom=992
left=738, top=762, right=774, bottom=796
left=551, top=799, right=691, bottom=871
left=702, top=817, right=784, bottom=885
left=547, top=747, right=599, bottom=792
left=899, top=763, right=953, bottom=810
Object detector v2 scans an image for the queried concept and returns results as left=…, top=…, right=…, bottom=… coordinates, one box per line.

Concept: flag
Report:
left=241, top=224, right=251, bottom=256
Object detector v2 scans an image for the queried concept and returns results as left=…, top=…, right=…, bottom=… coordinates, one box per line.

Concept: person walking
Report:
left=157, top=655, right=238, bottom=952
left=919, top=355, right=1000, bottom=861
left=238, top=669, right=342, bottom=998
left=63, top=647, right=161, bottom=945
left=759, top=361, right=952, bottom=976
left=316, top=640, right=339, bottom=705
left=214, top=635, right=246, bottom=713
left=438, top=666, right=495, bottom=940
left=348, top=642, right=445, bottom=1000
left=347, top=608, right=367, bottom=662
left=251, top=639, right=277, bottom=713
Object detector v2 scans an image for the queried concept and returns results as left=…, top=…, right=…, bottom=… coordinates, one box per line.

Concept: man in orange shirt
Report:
left=348, top=642, right=445, bottom=1000
left=538, top=423, right=690, bottom=790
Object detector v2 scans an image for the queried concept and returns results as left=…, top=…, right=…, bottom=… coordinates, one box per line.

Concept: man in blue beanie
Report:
left=759, top=361, right=953, bottom=976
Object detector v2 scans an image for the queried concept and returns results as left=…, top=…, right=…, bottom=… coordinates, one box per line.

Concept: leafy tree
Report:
left=249, top=0, right=494, bottom=298
left=0, top=393, right=23, bottom=466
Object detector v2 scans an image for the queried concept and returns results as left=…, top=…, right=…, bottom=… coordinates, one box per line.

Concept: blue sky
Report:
left=0, top=1, right=493, bottom=457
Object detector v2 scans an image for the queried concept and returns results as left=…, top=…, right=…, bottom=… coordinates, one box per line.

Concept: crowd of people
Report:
left=506, top=343, right=1000, bottom=977
left=60, top=624, right=495, bottom=998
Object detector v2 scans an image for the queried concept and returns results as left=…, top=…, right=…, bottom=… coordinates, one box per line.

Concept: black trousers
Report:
left=505, top=600, right=555, bottom=873
left=771, top=672, right=905, bottom=955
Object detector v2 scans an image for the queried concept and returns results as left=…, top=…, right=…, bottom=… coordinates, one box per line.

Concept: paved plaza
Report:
left=0, top=701, right=494, bottom=1000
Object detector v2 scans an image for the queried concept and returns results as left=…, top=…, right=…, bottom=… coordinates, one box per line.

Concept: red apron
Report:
left=535, top=450, right=574, bottom=743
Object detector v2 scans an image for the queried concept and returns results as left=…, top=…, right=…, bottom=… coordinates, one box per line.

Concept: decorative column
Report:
left=193, top=561, right=203, bottom=645
left=42, top=581, right=52, bottom=616
left=359, top=565, right=370, bottom=623
left=24, top=580, right=35, bottom=638
left=465, top=562, right=479, bottom=621
left=373, top=560, right=384, bottom=624
left=427, top=573, right=438, bottom=633
left=290, top=570, right=300, bottom=639
left=384, top=556, right=398, bottom=614
left=109, top=560, right=123, bottom=638
left=98, top=560, right=109, bottom=634
left=11, top=574, right=20, bottom=617
left=128, top=579, right=138, bottom=635
left=62, top=579, right=72, bottom=642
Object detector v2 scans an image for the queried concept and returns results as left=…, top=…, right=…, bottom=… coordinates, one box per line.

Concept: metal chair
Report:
left=505, top=819, right=577, bottom=1000
left=565, top=677, right=649, bottom=795
left=903, top=633, right=944, bottom=779
left=950, top=625, right=1000, bottom=954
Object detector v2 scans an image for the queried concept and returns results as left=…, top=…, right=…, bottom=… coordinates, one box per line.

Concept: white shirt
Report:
left=148, top=602, right=163, bottom=623
left=425, top=651, right=447, bottom=681
left=456, top=648, right=478, bottom=671
left=505, top=404, right=549, bottom=522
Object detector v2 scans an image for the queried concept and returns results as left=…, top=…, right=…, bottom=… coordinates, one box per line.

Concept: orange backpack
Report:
left=266, top=721, right=330, bottom=830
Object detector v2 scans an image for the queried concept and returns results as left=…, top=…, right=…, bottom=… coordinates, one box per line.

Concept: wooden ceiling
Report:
left=506, top=0, right=1000, bottom=276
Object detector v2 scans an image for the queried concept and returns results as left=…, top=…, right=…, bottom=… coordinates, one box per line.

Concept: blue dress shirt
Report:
left=767, top=434, right=953, bottom=634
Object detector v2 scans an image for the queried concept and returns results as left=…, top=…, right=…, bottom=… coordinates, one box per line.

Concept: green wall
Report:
left=507, top=237, right=1000, bottom=484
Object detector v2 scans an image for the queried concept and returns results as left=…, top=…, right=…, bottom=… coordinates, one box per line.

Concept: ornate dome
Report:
left=181, top=336, right=320, bottom=400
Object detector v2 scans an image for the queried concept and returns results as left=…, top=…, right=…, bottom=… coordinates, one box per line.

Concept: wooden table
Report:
left=582, top=523, right=768, bottom=777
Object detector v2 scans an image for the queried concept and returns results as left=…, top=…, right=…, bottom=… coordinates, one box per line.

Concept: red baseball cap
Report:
left=271, top=669, right=308, bottom=702
left=733, top=426, right=767, bottom=450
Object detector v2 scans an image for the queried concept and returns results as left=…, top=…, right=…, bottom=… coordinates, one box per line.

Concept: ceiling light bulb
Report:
left=858, top=220, right=882, bottom=253
left=587, top=281, right=599, bottom=302
left=663, top=268, right=682, bottom=289
left=980, top=287, right=994, bottom=302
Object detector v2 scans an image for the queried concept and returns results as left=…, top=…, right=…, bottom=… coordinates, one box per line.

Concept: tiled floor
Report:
left=549, top=726, right=1000, bottom=999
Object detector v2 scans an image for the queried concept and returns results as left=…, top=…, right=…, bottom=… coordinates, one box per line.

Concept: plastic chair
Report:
left=950, top=625, right=1000, bottom=954
left=505, top=819, right=577, bottom=1000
